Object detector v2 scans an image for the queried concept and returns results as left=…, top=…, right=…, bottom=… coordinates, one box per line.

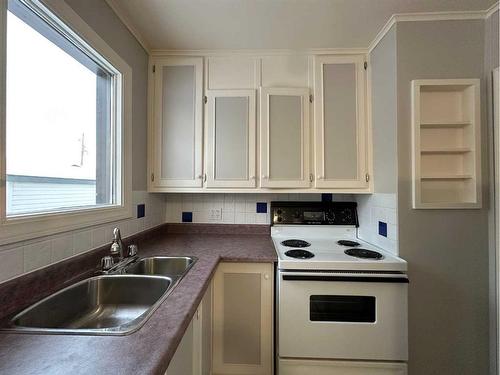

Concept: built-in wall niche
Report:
left=411, top=79, right=481, bottom=209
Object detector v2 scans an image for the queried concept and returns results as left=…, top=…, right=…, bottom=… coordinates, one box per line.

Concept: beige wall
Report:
left=65, top=0, right=149, bottom=191
left=396, top=20, right=489, bottom=375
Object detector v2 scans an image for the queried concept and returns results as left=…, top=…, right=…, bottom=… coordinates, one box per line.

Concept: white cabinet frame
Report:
left=260, top=87, right=310, bottom=188
left=313, top=55, right=368, bottom=188
left=205, top=89, right=256, bottom=188
left=150, top=56, right=204, bottom=188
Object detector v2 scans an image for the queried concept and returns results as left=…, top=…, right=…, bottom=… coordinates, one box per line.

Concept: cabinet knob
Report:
left=264, top=274, right=270, bottom=280
left=262, top=175, right=268, bottom=179
left=251, top=176, right=256, bottom=180
left=318, top=175, right=323, bottom=180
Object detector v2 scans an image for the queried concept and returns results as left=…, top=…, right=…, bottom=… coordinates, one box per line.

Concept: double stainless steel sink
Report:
left=5, top=256, right=196, bottom=336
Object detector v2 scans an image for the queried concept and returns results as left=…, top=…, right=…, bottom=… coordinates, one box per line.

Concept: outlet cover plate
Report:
left=208, top=208, right=222, bottom=221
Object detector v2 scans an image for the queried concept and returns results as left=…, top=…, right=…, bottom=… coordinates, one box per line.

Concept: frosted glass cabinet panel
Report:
left=314, top=55, right=367, bottom=188
left=205, top=90, right=256, bottom=188
left=260, top=87, right=310, bottom=188
left=152, top=57, right=203, bottom=188
left=212, top=263, right=273, bottom=375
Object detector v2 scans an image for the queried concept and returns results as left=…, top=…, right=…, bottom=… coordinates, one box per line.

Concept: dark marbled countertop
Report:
left=0, top=224, right=276, bottom=375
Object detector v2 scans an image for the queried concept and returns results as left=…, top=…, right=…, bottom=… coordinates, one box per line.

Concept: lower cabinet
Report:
left=279, top=359, right=407, bottom=375
left=165, top=282, right=212, bottom=375
left=212, top=262, right=274, bottom=375
left=165, top=262, right=274, bottom=375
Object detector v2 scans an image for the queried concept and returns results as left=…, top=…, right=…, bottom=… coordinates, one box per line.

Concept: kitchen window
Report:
left=0, top=0, right=132, bottom=244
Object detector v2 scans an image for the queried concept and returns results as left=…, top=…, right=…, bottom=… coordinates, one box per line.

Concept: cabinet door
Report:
left=260, top=87, right=310, bottom=188
left=200, top=281, right=213, bottom=375
left=205, top=90, right=256, bottom=188
left=165, top=306, right=202, bottom=375
left=314, top=55, right=367, bottom=188
left=166, top=281, right=213, bottom=375
left=212, top=262, right=274, bottom=375
left=152, top=57, right=203, bottom=188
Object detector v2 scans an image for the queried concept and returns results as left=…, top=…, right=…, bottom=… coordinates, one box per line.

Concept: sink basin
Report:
left=125, top=256, right=196, bottom=277
left=9, top=275, right=172, bottom=335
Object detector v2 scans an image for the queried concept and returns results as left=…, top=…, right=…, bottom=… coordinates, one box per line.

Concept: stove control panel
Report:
left=271, top=201, right=358, bottom=226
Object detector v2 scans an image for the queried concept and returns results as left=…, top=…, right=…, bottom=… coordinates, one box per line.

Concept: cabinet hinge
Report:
left=204, top=96, right=207, bottom=104
left=364, top=62, right=368, bottom=70
left=152, top=65, right=156, bottom=73
left=151, top=173, right=155, bottom=182
left=309, top=94, right=313, bottom=103
left=365, top=173, right=370, bottom=182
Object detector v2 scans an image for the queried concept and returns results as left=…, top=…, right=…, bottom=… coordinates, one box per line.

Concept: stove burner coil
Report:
left=285, top=249, right=315, bottom=259
left=344, top=248, right=384, bottom=260
left=337, top=240, right=360, bottom=247
left=281, top=239, right=311, bottom=248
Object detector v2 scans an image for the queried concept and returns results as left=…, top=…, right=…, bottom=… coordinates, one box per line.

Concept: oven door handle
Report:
left=282, top=275, right=409, bottom=283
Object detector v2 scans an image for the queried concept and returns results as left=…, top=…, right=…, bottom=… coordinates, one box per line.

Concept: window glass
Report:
left=5, top=0, right=118, bottom=216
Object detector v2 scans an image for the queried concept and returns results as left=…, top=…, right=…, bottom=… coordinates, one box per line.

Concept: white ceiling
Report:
left=108, top=0, right=496, bottom=51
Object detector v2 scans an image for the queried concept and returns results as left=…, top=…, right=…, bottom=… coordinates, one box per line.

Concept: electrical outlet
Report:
left=209, top=208, right=222, bottom=221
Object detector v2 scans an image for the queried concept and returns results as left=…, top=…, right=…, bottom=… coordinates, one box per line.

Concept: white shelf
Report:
left=412, top=79, right=481, bottom=209
left=421, top=174, right=472, bottom=180
left=420, top=121, right=470, bottom=128
left=420, top=147, right=471, bottom=154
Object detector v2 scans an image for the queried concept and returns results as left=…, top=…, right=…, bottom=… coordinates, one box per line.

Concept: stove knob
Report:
left=326, top=210, right=335, bottom=222
left=277, top=216, right=283, bottom=222
left=276, top=209, right=282, bottom=215
left=294, top=211, right=300, bottom=219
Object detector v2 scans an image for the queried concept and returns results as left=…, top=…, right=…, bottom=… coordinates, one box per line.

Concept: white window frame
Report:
left=0, top=0, right=133, bottom=245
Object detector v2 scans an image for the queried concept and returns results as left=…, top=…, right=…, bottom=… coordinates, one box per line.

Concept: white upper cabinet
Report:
left=147, top=52, right=372, bottom=193
left=205, top=90, right=256, bottom=188
left=313, top=55, right=368, bottom=189
left=260, top=87, right=310, bottom=188
left=207, top=56, right=258, bottom=89
left=261, top=55, right=310, bottom=88
left=150, top=56, right=204, bottom=188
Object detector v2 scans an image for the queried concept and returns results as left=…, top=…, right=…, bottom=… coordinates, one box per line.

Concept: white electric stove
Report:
left=272, top=201, right=408, bottom=375
left=273, top=225, right=407, bottom=272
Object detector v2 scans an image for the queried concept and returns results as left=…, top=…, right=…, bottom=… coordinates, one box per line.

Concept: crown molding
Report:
left=486, top=1, right=499, bottom=18
left=368, top=7, right=497, bottom=53
left=149, top=48, right=368, bottom=57
left=104, top=0, right=151, bottom=53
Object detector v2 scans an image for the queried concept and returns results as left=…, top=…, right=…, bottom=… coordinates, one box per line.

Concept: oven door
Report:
left=278, top=271, right=408, bottom=361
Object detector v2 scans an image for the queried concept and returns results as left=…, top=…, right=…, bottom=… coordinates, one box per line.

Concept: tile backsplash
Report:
left=165, top=193, right=354, bottom=225
left=0, top=191, right=400, bottom=283
left=355, top=193, right=398, bottom=254
left=0, top=191, right=166, bottom=283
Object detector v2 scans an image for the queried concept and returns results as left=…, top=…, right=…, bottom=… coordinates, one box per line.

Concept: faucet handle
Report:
left=110, top=241, right=120, bottom=255
left=101, top=256, right=114, bottom=271
left=128, top=244, right=138, bottom=257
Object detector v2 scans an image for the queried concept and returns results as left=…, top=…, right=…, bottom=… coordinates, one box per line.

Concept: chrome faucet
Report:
left=111, top=227, right=125, bottom=260
left=99, top=227, right=138, bottom=274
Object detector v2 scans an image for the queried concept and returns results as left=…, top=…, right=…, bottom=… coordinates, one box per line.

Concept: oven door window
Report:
left=310, top=295, right=376, bottom=322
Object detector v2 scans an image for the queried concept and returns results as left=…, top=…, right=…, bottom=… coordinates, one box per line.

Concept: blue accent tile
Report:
left=378, top=221, right=387, bottom=237
left=256, top=202, right=267, bottom=213
left=137, top=204, right=145, bottom=218
left=321, top=193, right=333, bottom=202
left=182, top=212, right=193, bottom=223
